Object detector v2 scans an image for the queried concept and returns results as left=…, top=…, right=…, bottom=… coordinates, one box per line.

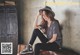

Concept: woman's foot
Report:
left=20, top=44, right=33, bottom=54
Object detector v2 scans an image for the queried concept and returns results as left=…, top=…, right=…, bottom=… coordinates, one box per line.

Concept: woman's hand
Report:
left=36, top=14, right=40, bottom=19
left=47, top=34, right=57, bottom=43
left=41, top=29, right=45, bottom=33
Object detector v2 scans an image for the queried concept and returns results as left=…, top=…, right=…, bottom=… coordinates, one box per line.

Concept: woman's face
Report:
left=42, top=11, right=49, bottom=21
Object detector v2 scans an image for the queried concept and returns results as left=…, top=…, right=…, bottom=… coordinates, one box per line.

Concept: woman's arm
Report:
left=34, top=14, right=41, bottom=29
left=47, top=34, right=57, bottom=43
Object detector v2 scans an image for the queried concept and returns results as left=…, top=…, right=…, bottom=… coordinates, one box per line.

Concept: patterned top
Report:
left=40, top=20, right=62, bottom=47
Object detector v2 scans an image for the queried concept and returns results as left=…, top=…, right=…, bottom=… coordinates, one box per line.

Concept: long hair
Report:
left=43, top=10, right=55, bottom=21
left=40, top=10, right=55, bottom=33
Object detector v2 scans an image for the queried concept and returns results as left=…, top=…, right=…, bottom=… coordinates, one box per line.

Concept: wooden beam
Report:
left=5, top=1, right=16, bottom=6
left=0, top=3, right=4, bottom=6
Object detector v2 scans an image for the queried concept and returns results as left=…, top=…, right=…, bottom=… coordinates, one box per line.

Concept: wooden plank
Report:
left=6, top=6, right=16, bottom=13
left=6, top=6, right=18, bottom=34
left=0, top=6, right=5, bottom=13
left=5, top=1, right=16, bottom=6
left=0, top=8, right=7, bottom=35
left=0, top=3, right=4, bottom=6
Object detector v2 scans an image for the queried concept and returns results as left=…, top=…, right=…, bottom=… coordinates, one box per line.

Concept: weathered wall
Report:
left=17, top=0, right=45, bottom=45
left=0, top=5, right=18, bottom=55
left=17, top=0, right=80, bottom=54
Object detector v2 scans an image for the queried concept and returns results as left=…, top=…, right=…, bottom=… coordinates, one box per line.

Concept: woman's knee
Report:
left=35, top=43, right=42, bottom=49
left=33, top=29, right=41, bottom=33
left=35, top=43, right=40, bottom=47
left=34, top=29, right=40, bottom=31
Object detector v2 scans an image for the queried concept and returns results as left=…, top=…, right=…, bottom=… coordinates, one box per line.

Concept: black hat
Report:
left=40, top=6, right=52, bottom=12
left=39, top=6, right=55, bottom=16
left=44, top=6, right=52, bottom=10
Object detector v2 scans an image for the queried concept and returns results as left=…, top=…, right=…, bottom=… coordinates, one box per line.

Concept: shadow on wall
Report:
left=62, top=9, right=74, bottom=47
left=61, top=9, right=80, bottom=54
left=62, top=9, right=74, bottom=45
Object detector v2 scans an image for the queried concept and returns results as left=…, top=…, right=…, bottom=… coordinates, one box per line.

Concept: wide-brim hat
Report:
left=39, top=6, right=55, bottom=16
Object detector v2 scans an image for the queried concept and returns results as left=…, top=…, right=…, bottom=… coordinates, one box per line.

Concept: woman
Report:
left=20, top=6, right=62, bottom=55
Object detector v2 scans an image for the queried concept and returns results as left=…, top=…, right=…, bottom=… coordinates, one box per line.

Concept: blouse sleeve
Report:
left=52, top=22, right=60, bottom=34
